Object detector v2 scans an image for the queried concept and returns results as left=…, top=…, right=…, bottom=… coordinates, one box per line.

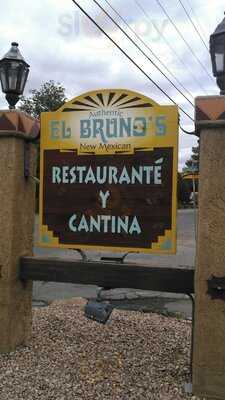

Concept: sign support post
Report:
left=0, top=110, right=38, bottom=353
left=193, top=96, right=225, bottom=399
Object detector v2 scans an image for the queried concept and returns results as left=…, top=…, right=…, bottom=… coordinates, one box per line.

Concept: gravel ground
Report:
left=0, top=298, right=200, bottom=400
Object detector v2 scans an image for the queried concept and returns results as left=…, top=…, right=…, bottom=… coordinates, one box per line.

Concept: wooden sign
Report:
left=40, top=89, right=178, bottom=253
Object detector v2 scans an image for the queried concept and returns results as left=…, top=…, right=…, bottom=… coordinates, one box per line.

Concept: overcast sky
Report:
left=0, top=0, right=224, bottom=169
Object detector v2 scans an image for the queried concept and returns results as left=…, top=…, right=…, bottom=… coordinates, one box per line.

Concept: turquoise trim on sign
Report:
left=42, top=234, right=50, bottom=244
left=160, top=239, right=172, bottom=250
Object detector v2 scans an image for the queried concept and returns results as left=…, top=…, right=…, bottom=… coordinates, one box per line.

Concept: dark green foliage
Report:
left=177, top=172, right=191, bottom=205
left=19, top=81, right=67, bottom=211
left=183, top=144, right=199, bottom=173
left=19, top=80, right=67, bottom=118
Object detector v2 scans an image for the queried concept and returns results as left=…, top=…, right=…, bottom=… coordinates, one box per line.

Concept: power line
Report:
left=177, top=0, right=208, bottom=51
left=93, top=0, right=194, bottom=108
left=71, top=0, right=194, bottom=122
left=154, top=0, right=214, bottom=84
left=184, top=0, right=208, bottom=42
left=102, top=0, right=194, bottom=101
left=179, top=124, right=197, bottom=136
left=135, top=0, right=209, bottom=95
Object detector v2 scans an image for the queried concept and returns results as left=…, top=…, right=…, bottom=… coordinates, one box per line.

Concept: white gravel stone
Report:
left=0, top=298, right=201, bottom=400
left=100, top=292, right=126, bottom=300
left=125, top=293, right=139, bottom=300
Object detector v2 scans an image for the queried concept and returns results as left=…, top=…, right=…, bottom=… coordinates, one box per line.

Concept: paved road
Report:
left=33, top=209, right=196, bottom=318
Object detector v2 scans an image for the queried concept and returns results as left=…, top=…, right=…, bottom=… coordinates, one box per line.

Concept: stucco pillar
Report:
left=193, top=96, right=225, bottom=399
left=0, top=110, right=39, bottom=352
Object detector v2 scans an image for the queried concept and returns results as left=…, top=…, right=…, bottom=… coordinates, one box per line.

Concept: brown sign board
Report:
left=40, top=89, right=178, bottom=253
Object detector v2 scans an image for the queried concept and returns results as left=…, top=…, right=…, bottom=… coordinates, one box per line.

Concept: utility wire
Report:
left=71, top=0, right=194, bottom=122
left=102, top=0, right=194, bottom=102
left=179, top=124, right=197, bottom=136
left=184, top=0, right=208, bottom=42
left=93, top=0, right=194, bottom=108
left=155, top=0, right=214, bottom=84
left=135, top=0, right=208, bottom=95
left=177, top=0, right=208, bottom=51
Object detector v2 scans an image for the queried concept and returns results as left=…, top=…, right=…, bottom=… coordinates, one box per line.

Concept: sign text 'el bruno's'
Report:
left=40, top=89, right=178, bottom=253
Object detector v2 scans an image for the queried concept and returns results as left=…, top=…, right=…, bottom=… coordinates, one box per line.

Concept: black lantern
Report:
left=210, top=13, right=225, bottom=95
left=84, top=288, right=113, bottom=324
left=0, top=42, right=29, bottom=109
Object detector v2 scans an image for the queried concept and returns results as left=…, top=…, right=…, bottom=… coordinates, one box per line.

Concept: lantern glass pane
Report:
left=215, top=53, right=224, bottom=72
left=0, top=66, right=7, bottom=92
left=8, top=62, right=19, bottom=91
left=19, top=67, right=28, bottom=93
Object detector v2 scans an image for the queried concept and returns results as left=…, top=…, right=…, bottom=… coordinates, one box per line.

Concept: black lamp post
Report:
left=210, top=13, right=225, bottom=95
left=0, top=42, right=29, bottom=109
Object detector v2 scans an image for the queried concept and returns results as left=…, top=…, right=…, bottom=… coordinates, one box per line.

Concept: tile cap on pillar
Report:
left=195, top=95, right=225, bottom=132
left=0, top=110, right=39, bottom=138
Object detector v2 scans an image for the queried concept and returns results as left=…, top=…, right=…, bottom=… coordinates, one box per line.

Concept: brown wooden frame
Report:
left=20, top=257, right=194, bottom=294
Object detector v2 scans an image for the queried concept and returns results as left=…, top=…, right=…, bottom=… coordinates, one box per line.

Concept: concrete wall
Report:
left=0, top=110, right=38, bottom=352
left=193, top=96, right=225, bottom=399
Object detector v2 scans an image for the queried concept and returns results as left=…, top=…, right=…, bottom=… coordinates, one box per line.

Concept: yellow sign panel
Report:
left=40, top=89, right=178, bottom=253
